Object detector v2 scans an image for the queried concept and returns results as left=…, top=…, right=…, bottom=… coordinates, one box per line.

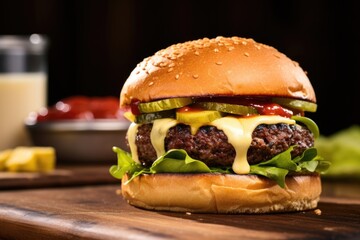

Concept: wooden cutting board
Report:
left=0, top=165, right=117, bottom=189
left=0, top=184, right=359, bottom=239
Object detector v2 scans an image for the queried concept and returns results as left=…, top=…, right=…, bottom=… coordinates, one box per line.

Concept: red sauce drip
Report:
left=253, top=103, right=293, bottom=118
left=130, top=99, right=141, bottom=115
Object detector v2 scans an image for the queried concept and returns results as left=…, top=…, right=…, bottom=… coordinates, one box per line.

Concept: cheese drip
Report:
left=127, top=122, right=141, bottom=164
left=211, top=116, right=295, bottom=174
left=127, top=116, right=295, bottom=174
left=150, top=118, right=178, bottom=158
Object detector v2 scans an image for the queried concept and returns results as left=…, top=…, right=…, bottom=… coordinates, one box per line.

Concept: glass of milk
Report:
left=0, top=34, right=48, bottom=150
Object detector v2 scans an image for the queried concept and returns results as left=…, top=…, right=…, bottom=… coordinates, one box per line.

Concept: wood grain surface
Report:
left=0, top=184, right=359, bottom=240
left=0, top=165, right=117, bottom=190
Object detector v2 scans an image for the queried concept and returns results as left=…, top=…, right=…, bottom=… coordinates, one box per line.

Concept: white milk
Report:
left=0, top=73, right=46, bottom=150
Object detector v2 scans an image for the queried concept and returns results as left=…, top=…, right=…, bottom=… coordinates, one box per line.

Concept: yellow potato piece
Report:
left=32, top=147, right=56, bottom=172
left=5, top=147, right=38, bottom=172
left=3, top=146, right=56, bottom=172
left=0, top=149, right=12, bottom=171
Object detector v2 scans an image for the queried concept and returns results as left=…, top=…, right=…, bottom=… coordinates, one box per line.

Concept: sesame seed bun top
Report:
left=120, top=36, right=316, bottom=107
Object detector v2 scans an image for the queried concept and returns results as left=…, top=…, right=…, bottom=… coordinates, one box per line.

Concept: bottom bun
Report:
left=121, top=173, right=321, bottom=214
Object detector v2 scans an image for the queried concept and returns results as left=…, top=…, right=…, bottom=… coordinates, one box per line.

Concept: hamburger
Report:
left=110, top=36, right=329, bottom=213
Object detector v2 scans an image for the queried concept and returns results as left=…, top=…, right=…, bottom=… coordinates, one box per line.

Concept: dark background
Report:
left=0, top=0, right=359, bottom=135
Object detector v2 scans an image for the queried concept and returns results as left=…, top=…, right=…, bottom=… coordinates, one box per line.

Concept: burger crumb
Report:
left=115, top=189, right=122, bottom=195
left=314, top=209, right=322, bottom=215
left=185, top=212, right=192, bottom=215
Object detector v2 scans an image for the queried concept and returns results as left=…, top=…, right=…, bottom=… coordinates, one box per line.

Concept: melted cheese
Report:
left=150, top=118, right=178, bottom=158
left=211, top=116, right=295, bottom=174
left=211, top=117, right=249, bottom=174
left=127, top=115, right=295, bottom=174
left=127, top=122, right=141, bottom=164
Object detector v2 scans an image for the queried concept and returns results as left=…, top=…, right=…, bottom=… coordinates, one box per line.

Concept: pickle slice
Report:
left=176, top=110, right=222, bottom=124
left=135, top=110, right=175, bottom=124
left=138, top=97, right=193, bottom=113
left=272, top=98, right=317, bottom=112
left=196, top=102, right=257, bottom=115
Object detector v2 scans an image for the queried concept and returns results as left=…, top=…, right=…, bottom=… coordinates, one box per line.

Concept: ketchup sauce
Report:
left=253, top=103, right=293, bottom=118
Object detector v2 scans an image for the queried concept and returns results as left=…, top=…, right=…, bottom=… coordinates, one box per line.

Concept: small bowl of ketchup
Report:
left=25, top=96, right=130, bottom=163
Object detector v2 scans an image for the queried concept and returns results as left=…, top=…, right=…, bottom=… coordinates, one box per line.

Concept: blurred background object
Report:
left=25, top=96, right=130, bottom=163
left=0, top=0, right=359, bottom=137
left=316, top=125, right=360, bottom=178
left=0, top=34, right=48, bottom=150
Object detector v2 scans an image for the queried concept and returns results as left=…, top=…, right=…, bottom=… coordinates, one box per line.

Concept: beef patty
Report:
left=134, top=123, right=314, bottom=168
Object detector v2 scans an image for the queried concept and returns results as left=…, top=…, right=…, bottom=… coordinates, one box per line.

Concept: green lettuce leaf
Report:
left=249, top=147, right=330, bottom=187
left=291, top=116, right=320, bottom=139
left=150, top=149, right=212, bottom=173
left=109, top=146, right=330, bottom=188
left=250, top=165, right=289, bottom=188
left=109, top=147, right=143, bottom=179
left=249, top=146, right=296, bottom=188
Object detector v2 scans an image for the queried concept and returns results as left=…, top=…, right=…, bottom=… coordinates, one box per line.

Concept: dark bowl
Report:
left=25, top=120, right=130, bottom=164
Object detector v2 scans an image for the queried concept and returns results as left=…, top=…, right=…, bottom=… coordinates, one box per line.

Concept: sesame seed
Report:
left=159, top=62, right=167, bottom=67
left=193, top=74, right=199, bottom=79
left=227, top=46, right=235, bottom=51
left=255, top=45, right=261, bottom=50
left=244, top=52, right=249, bottom=57
left=148, top=81, right=154, bottom=86
left=242, top=41, right=247, bottom=45
left=175, top=74, right=180, bottom=80
left=214, top=48, right=219, bottom=53
left=274, top=54, right=281, bottom=58
left=167, top=68, right=174, bottom=72
left=215, top=61, right=223, bottom=65
left=194, top=51, right=200, bottom=56
left=168, top=62, right=175, bottom=68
